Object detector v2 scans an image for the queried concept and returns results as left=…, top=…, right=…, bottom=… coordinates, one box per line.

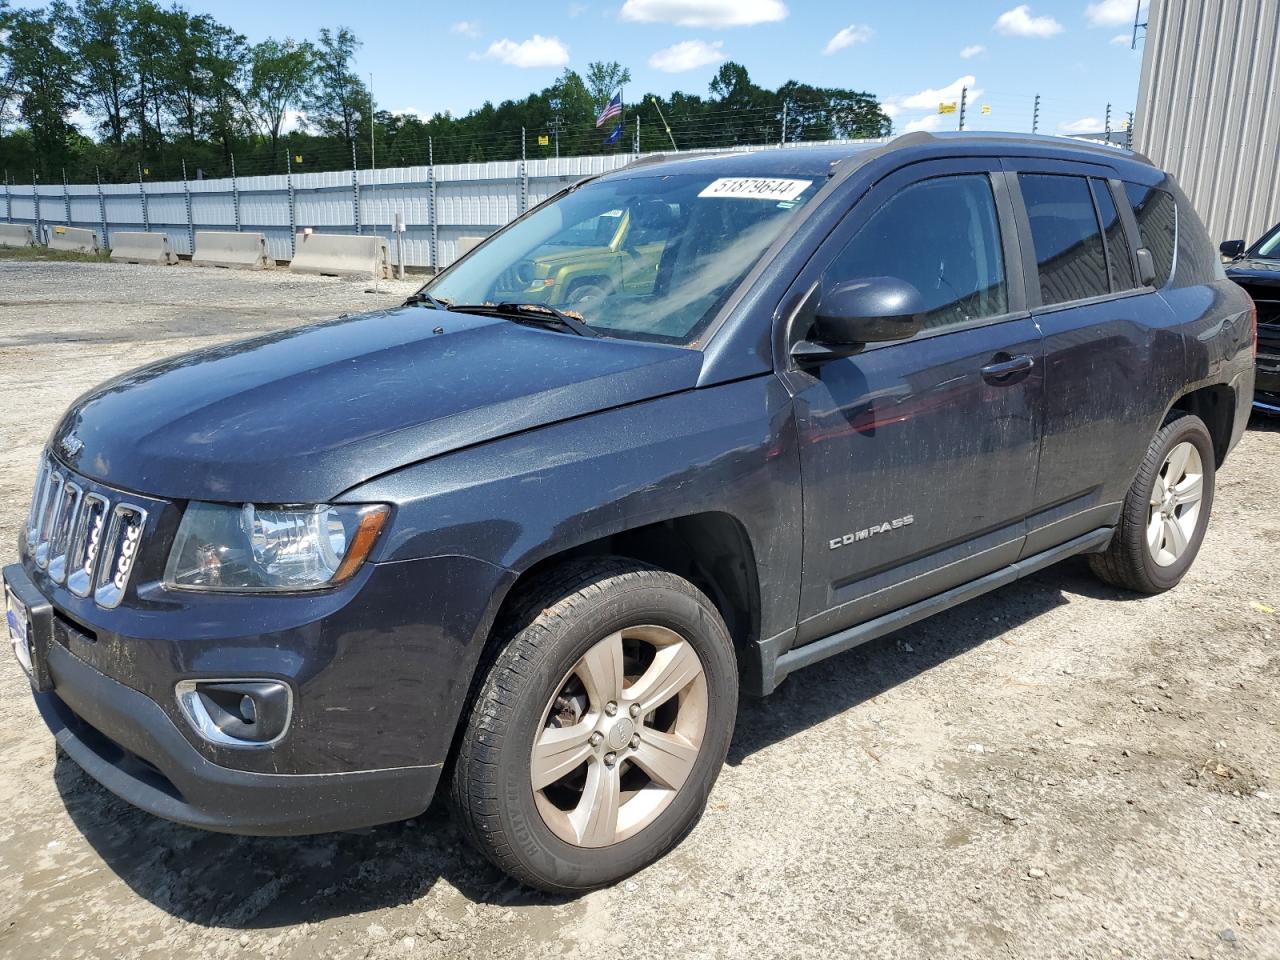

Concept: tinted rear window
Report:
left=1019, top=174, right=1110, bottom=306
left=1123, top=183, right=1176, bottom=287
left=1091, top=179, right=1138, bottom=291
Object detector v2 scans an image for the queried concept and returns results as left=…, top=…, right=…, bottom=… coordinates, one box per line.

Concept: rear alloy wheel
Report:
left=450, top=559, right=737, bottom=892
left=1089, top=412, right=1216, bottom=593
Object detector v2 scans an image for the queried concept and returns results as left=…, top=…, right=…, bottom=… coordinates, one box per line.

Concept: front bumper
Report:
left=37, top=639, right=438, bottom=835
left=6, top=549, right=512, bottom=835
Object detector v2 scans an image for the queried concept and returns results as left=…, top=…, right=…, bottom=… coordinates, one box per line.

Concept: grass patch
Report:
left=0, top=245, right=112, bottom=263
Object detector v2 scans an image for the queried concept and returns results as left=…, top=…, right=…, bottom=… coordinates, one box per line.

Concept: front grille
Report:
left=26, top=454, right=149, bottom=609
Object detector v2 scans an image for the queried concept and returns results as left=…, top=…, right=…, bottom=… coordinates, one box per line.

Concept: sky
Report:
left=78, top=0, right=1153, bottom=138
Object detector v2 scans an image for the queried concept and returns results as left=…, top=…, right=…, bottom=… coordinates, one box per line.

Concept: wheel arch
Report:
left=1166, top=382, right=1236, bottom=466
left=490, top=511, right=763, bottom=690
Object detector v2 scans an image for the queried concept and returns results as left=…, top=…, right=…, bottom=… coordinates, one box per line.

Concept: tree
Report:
left=305, top=26, right=367, bottom=148
left=4, top=7, right=79, bottom=175
left=584, top=60, right=630, bottom=110
left=247, top=38, right=312, bottom=157
left=55, top=0, right=133, bottom=147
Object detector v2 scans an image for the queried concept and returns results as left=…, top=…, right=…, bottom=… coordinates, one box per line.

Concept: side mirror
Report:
left=1219, top=239, right=1245, bottom=260
left=792, top=278, right=925, bottom=363
left=1135, top=248, right=1158, bottom=286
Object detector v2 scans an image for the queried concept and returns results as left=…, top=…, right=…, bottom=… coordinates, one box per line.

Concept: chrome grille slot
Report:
left=25, top=459, right=50, bottom=548
left=93, top=504, right=148, bottom=609
left=66, top=494, right=109, bottom=598
left=46, top=481, right=84, bottom=584
left=33, top=470, right=65, bottom=569
left=24, top=453, right=155, bottom=608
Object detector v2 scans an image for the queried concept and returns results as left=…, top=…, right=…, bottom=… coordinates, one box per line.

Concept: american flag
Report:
left=595, top=93, right=622, bottom=128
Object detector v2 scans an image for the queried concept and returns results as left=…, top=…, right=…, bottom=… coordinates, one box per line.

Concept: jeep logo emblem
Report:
left=59, top=433, right=84, bottom=459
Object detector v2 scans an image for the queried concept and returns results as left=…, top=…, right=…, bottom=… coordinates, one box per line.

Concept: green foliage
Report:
left=0, top=1, right=891, bottom=185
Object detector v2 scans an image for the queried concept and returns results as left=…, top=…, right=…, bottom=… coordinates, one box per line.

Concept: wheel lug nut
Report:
left=605, top=701, right=618, bottom=717
left=604, top=752, right=617, bottom=766
left=589, top=732, right=603, bottom=747
left=630, top=734, right=640, bottom=749
left=629, top=703, right=641, bottom=718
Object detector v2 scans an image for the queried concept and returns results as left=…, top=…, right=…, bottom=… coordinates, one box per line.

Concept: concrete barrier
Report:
left=109, top=231, right=178, bottom=265
left=0, top=223, right=36, bottom=248
left=47, top=225, right=99, bottom=254
left=289, top=233, right=390, bottom=280
left=193, top=231, right=272, bottom=270
left=455, top=235, right=487, bottom=259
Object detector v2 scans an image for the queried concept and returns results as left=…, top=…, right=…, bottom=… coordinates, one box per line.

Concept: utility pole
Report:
left=1105, top=102, right=1112, bottom=143
left=780, top=102, right=788, bottom=147
left=369, top=73, right=376, bottom=234
left=1032, top=94, right=1041, bottom=134
left=958, top=86, right=968, bottom=132
left=548, top=115, right=564, bottom=159
left=650, top=97, right=678, bottom=151
left=1126, top=110, right=1135, bottom=150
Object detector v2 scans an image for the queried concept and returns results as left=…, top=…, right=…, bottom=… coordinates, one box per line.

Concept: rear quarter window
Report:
left=1122, top=183, right=1176, bottom=287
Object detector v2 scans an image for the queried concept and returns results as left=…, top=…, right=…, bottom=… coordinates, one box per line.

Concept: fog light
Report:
left=176, top=679, right=292, bottom=746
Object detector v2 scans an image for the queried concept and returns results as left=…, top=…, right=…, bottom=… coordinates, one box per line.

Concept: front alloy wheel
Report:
left=451, top=559, right=737, bottom=892
left=531, top=625, right=708, bottom=848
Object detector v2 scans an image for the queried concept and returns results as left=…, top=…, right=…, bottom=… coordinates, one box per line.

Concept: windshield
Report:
left=423, top=172, right=820, bottom=344
left=1254, top=224, right=1280, bottom=259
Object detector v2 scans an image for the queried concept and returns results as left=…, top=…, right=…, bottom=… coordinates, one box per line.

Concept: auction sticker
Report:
left=698, top=177, right=812, bottom=201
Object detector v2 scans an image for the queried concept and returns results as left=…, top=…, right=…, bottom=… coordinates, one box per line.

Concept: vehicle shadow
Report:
left=52, top=555, right=1123, bottom=926
left=53, top=759, right=552, bottom=928
left=728, top=556, right=1102, bottom=764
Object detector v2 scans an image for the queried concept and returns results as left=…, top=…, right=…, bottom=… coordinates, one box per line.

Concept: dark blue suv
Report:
left=4, top=133, right=1256, bottom=892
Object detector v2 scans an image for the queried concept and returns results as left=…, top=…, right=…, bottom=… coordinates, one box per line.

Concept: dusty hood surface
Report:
left=50, top=306, right=702, bottom=503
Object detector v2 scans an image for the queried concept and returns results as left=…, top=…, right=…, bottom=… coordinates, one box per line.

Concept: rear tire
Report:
left=450, top=558, right=738, bottom=893
left=1089, top=412, right=1215, bottom=594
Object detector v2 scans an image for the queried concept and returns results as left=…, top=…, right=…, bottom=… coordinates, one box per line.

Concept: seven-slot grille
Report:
left=25, top=454, right=148, bottom=609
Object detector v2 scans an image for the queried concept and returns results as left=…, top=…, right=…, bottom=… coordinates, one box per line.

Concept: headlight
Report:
left=164, top=502, right=389, bottom=593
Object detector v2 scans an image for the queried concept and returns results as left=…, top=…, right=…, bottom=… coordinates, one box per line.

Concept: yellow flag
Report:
left=938, top=102, right=957, bottom=115
left=538, top=134, right=550, bottom=146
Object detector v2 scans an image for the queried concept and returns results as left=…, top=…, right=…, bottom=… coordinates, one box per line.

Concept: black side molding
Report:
left=765, top=527, right=1114, bottom=691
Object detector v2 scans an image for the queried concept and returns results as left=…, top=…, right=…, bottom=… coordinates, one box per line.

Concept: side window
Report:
left=1091, top=179, right=1138, bottom=290
left=1123, top=182, right=1176, bottom=287
left=824, top=175, right=1008, bottom=332
left=1018, top=174, right=1109, bottom=306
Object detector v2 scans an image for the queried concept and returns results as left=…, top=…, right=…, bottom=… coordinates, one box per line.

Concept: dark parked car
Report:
left=1221, top=225, right=1280, bottom=414
left=5, top=132, right=1256, bottom=893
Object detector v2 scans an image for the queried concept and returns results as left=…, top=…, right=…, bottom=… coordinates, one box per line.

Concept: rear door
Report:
left=1004, top=159, right=1186, bottom=555
left=781, top=159, right=1044, bottom=645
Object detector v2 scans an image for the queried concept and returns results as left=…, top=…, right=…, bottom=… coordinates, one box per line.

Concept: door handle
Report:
left=981, top=353, right=1035, bottom=385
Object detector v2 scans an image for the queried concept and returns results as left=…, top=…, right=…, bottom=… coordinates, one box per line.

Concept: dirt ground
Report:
left=0, top=260, right=1276, bottom=960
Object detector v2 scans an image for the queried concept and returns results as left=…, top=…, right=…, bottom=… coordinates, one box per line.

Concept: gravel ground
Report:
left=0, top=260, right=1276, bottom=960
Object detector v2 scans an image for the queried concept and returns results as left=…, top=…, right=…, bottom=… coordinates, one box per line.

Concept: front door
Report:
left=781, top=159, right=1044, bottom=646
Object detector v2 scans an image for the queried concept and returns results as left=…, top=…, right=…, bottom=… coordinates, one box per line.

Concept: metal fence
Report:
left=1, top=152, right=663, bottom=270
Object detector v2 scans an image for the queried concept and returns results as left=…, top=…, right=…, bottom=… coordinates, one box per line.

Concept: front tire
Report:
left=450, top=558, right=738, bottom=893
left=1089, top=412, right=1215, bottom=593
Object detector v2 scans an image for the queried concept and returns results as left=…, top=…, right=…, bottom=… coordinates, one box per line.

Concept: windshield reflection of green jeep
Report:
left=491, top=200, right=679, bottom=309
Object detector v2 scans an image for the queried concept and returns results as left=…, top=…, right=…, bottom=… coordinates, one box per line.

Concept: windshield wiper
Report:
left=403, top=291, right=453, bottom=310
left=448, top=301, right=599, bottom=337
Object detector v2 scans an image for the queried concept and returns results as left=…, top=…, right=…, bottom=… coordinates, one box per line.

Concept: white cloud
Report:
left=451, top=20, right=481, bottom=37
left=472, top=35, right=570, bottom=68
left=905, top=114, right=948, bottom=133
left=881, top=102, right=902, bottom=120
left=896, top=75, right=981, bottom=111
left=649, top=39, right=726, bottom=72
left=1110, top=32, right=1132, bottom=45
left=960, top=44, right=986, bottom=58
left=824, top=24, right=873, bottom=55
left=568, top=3, right=589, bottom=16
left=994, top=5, right=1064, bottom=37
left=620, top=0, right=787, bottom=28
left=1059, top=116, right=1101, bottom=133
left=1086, top=0, right=1147, bottom=27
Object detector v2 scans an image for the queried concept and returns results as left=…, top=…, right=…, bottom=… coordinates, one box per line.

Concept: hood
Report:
left=51, top=307, right=703, bottom=503
left=1226, top=257, right=1280, bottom=284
